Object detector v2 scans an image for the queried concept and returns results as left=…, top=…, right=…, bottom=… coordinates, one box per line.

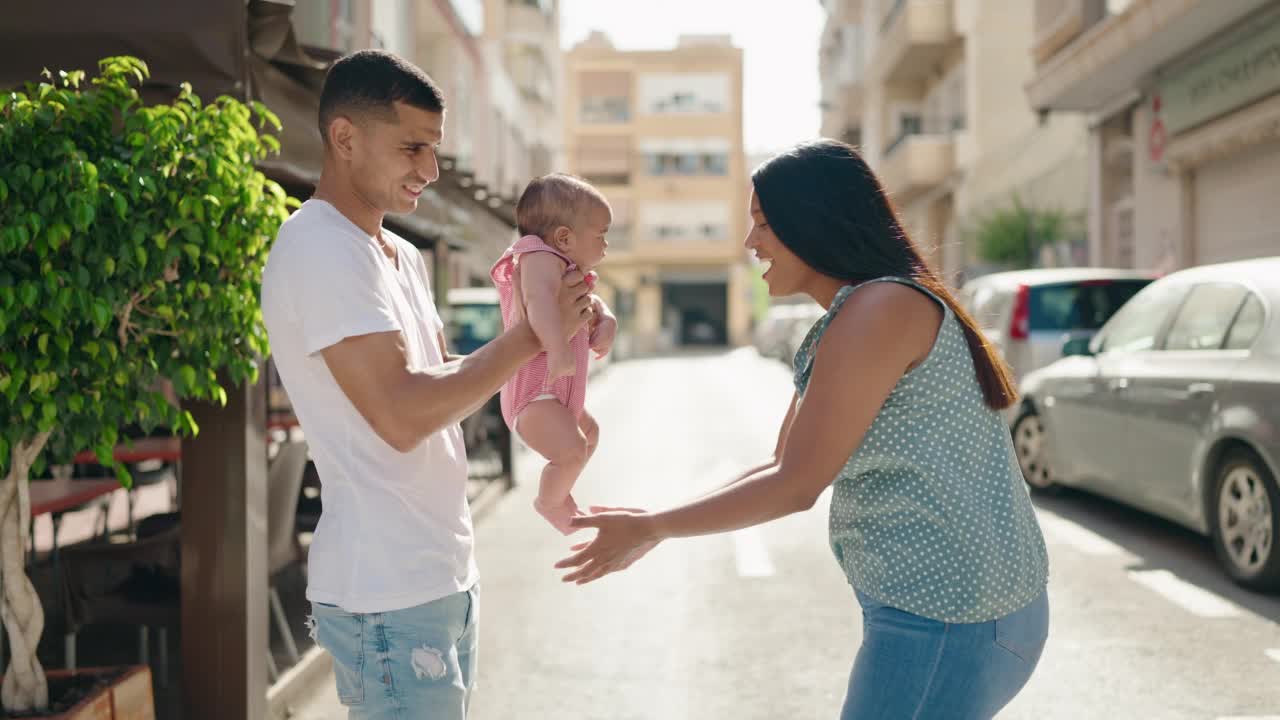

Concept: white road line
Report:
left=1035, top=509, right=1125, bottom=556
left=1214, top=716, right=1280, bottom=719
left=1265, top=648, right=1280, bottom=663
left=732, top=526, right=775, bottom=578
left=1127, top=570, right=1243, bottom=618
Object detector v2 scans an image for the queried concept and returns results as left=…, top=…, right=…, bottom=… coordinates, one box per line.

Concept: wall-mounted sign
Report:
left=1157, top=16, right=1280, bottom=135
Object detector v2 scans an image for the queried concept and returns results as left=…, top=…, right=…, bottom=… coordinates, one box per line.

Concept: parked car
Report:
left=754, top=302, right=827, bottom=363
left=1014, top=257, right=1280, bottom=590
left=444, top=286, right=512, bottom=484
left=445, top=286, right=503, bottom=355
left=959, top=268, right=1154, bottom=386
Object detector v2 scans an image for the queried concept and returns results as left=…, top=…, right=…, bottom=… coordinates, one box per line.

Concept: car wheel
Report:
left=1013, top=408, right=1057, bottom=493
left=1211, top=449, right=1280, bottom=591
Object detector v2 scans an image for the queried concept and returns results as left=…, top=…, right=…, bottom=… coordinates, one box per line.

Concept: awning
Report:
left=0, top=0, right=514, bottom=251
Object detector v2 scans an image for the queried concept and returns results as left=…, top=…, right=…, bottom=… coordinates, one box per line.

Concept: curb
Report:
left=267, top=645, right=332, bottom=719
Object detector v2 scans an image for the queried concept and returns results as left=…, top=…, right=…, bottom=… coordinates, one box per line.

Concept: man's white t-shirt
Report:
left=261, top=199, right=476, bottom=613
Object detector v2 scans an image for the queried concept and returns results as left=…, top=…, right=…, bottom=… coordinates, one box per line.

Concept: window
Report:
left=1164, top=283, right=1248, bottom=351
left=1224, top=293, right=1266, bottom=350
left=1096, top=282, right=1185, bottom=354
left=579, top=71, right=632, bottom=123
left=638, top=73, right=730, bottom=115
left=1029, top=280, right=1151, bottom=332
left=639, top=202, right=731, bottom=243
left=581, top=97, right=630, bottom=123
left=965, top=286, right=1013, bottom=332
left=645, top=153, right=716, bottom=175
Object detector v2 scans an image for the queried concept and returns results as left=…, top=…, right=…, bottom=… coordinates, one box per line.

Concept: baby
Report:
left=490, top=174, right=616, bottom=534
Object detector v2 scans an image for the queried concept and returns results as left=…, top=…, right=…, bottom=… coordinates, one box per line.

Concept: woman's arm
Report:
left=558, top=282, right=941, bottom=582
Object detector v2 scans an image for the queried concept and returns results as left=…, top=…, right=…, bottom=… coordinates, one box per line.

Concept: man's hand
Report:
left=557, top=269, right=594, bottom=343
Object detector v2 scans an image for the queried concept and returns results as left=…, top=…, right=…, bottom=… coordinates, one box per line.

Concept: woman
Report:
left=557, top=140, right=1050, bottom=719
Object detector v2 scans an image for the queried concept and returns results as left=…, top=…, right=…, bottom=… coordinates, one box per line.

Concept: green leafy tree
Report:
left=0, top=56, right=296, bottom=712
left=973, top=196, right=1068, bottom=269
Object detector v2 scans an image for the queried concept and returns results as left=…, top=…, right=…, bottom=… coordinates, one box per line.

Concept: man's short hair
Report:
left=516, top=174, right=609, bottom=239
left=318, top=49, right=445, bottom=143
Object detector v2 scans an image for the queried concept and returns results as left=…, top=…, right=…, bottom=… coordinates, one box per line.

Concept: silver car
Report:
left=1015, top=257, right=1280, bottom=590
left=959, top=268, right=1154, bottom=385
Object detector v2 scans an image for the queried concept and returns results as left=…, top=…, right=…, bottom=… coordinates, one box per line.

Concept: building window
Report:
left=643, top=152, right=729, bottom=176
left=639, top=202, right=731, bottom=243
left=639, top=73, right=730, bottom=115
left=581, top=96, right=631, bottom=123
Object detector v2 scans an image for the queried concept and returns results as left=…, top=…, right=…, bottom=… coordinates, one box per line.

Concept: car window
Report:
left=969, top=286, right=1011, bottom=330
left=1164, top=283, right=1248, bottom=350
left=448, top=303, right=502, bottom=348
left=1223, top=293, right=1266, bottom=350
left=1030, top=280, right=1151, bottom=331
left=1096, top=282, right=1185, bottom=354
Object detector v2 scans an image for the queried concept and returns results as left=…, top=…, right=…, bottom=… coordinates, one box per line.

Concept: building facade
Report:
left=565, top=33, right=750, bottom=354
left=1028, top=0, right=1280, bottom=273
left=820, top=0, right=1091, bottom=284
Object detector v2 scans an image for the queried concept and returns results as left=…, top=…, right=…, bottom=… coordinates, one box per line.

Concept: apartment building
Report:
left=565, top=33, right=750, bottom=354
left=820, top=0, right=1091, bottom=283
left=1028, top=0, right=1280, bottom=272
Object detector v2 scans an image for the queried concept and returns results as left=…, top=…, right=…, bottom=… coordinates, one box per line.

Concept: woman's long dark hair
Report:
left=752, top=139, right=1017, bottom=411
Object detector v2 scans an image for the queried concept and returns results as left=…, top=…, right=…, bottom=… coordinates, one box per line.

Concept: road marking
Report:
left=1265, top=648, right=1280, bottom=663
left=732, top=526, right=775, bottom=578
left=1214, top=716, right=1280, bottom=719
left=1035, top=509, right=1125, bottom=556
left=1127, top=570, right=1242, bottom=618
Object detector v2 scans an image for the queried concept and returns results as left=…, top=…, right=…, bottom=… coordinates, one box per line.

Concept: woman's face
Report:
left=745, top=189, right=816, bottom=297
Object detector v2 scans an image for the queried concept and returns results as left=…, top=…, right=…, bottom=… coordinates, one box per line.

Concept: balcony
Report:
left=506, top=0, right=553, bottom=40
left=1027, top=0, right=1274, bottom=112
left=1032, top=0, right=1106, bottom=66
left=508, top=46, right=554, bottom=105
left=868, top=0, right=959, bottom=84
left=878, top=132, right=954, bottom=204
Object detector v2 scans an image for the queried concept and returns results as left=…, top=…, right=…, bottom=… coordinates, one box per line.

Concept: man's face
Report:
left=348, top=102, right=444, bottom=215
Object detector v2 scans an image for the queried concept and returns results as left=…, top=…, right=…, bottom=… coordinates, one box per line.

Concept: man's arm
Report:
left=322, top=274, right=592, bottom=452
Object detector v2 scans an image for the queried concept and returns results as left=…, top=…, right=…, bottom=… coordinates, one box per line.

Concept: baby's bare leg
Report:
left=518, top=400, right=589, bottom=533
left=578, top=409, right=600, bottom=462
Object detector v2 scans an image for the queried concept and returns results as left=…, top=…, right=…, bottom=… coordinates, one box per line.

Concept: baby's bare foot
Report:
left=534, top=497, right=580, bottom=535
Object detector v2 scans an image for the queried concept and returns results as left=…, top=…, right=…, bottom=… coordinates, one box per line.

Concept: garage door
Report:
left=1194, top=140, right=1280, bottom=265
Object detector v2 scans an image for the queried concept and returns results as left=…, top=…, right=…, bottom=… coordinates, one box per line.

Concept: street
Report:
left=299, top=350, right=1280, bottom=719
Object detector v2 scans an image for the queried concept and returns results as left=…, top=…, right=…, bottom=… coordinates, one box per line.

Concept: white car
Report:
left=959, top=268, right=1154, bottom=387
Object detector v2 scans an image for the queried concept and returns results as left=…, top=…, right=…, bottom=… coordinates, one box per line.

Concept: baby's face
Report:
left=565, top=203, right=611, bottom=270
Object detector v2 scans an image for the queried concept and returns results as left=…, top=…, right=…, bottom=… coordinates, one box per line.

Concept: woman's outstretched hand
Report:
left=554, top=506, right=661, bottom=584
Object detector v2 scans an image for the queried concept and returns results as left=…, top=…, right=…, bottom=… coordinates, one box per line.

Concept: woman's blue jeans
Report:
left=841, top=589, right=1049, bottom=719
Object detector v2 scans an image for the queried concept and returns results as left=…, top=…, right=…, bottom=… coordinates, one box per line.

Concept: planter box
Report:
left=2, top=666, right=153, bottom=720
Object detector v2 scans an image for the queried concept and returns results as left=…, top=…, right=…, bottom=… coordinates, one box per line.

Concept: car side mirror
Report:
left=1062, top=337, right=1095, bottom=357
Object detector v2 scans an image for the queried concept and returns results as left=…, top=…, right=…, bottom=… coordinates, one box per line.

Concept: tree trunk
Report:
left=0, top=431, right=52, bottom=713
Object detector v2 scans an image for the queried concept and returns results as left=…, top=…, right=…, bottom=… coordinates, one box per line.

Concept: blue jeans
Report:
left=310, top=585, right=479, bottom=720
left=841, top=589, right=1049, bottom=719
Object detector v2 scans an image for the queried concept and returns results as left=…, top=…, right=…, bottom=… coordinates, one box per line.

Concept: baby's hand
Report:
left=546, top=347, right=575, bottom=381
left=589, top=313, right=617, bottom=359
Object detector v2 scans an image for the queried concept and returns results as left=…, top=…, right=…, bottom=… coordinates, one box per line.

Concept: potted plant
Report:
left=0, top=56, right=295, bottom=716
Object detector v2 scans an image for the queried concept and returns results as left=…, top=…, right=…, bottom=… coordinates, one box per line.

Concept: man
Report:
left=261, top=50, right=594, bottom=718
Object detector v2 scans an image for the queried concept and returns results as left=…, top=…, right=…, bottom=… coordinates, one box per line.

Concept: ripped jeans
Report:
left=310, top=585, right=479, bottom=720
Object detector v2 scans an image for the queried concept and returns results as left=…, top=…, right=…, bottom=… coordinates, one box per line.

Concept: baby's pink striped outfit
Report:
left=490, top=234, right=597, bottom=432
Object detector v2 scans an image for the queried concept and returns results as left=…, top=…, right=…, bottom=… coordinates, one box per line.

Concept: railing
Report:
left=881, top=0, right=907, bottom=34
left=580, top=97, right=631, bottom=124
left=884, top=129, right=914, bottom=158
